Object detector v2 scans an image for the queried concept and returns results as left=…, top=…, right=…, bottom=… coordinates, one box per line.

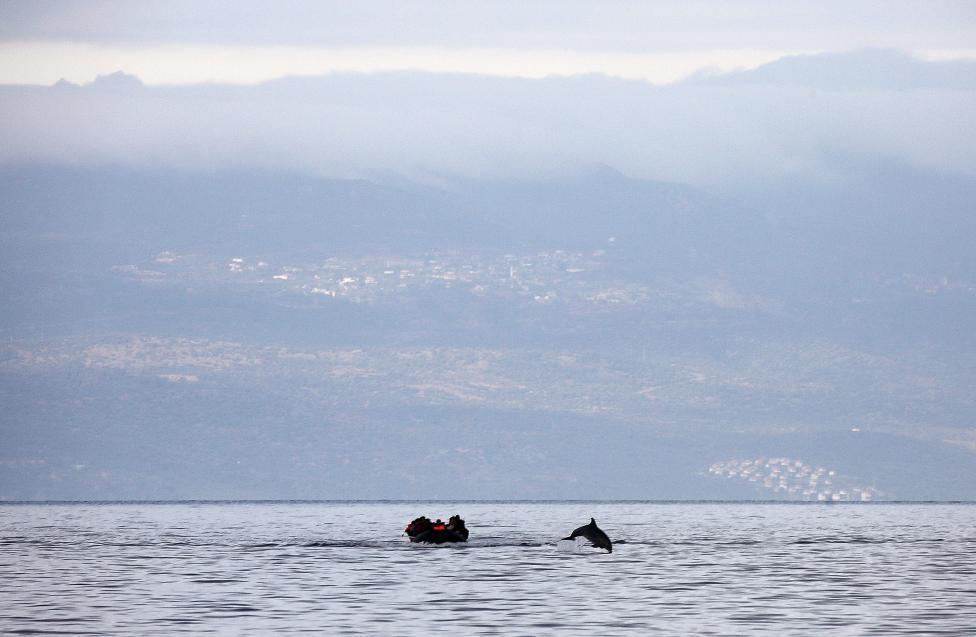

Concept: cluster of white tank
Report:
left=708, top=457, right=879, bottom=501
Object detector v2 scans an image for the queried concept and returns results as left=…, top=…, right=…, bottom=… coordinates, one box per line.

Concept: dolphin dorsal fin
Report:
left=590, top=517, right=595, bottom=524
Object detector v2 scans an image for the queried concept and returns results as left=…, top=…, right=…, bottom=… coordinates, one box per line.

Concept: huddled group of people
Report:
left=405, top=514, right=469, bottom=542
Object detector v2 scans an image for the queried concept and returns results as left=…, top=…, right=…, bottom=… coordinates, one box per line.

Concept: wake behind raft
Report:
left=405, top=514, right=469, bottom=544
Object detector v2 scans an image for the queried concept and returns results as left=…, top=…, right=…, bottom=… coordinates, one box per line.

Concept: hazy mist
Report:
left=2, top=51, right=975, bottom=190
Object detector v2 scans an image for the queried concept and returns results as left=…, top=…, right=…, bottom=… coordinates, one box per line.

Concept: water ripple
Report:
left=2, top=502, right=974, bottom=635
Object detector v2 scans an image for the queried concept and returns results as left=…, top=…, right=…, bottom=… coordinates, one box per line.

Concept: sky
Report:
left=1, top=0, right=975, bottom=85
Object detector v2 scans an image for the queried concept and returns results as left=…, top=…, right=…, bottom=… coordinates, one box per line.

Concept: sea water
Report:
left=2, top=502, right=974, bottom=635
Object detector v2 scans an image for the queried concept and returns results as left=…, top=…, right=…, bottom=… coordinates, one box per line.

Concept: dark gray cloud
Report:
left=2, top=1, right=974, bottom=51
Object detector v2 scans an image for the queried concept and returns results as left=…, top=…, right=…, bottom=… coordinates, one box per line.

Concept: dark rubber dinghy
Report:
left=405, top=515, right=469, bottom=544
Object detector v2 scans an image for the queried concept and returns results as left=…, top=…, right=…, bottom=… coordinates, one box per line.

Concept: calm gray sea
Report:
left=1, top=502, right=974, bottom=635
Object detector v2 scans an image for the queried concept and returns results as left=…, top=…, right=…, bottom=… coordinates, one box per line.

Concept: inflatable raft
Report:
left=405, top=515, right=469, bottom=544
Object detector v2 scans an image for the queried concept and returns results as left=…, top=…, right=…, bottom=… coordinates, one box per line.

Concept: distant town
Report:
left=117, top=248, right=674, bottom=309
left=113, top=248, right=975, bottom=317
left=708, top=457, right=880, bottom=501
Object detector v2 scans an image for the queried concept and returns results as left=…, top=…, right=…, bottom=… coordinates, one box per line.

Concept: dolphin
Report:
left=563, top=517, right=613, bottom=553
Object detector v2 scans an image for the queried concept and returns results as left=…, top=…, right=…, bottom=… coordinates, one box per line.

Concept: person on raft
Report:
left=447, top=515, right=469, bottom=540
left=404, top=516, right=432, bottom=536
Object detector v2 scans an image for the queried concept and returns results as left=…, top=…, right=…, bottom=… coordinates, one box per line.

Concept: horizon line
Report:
left=3, top=42, right=975, bottom=88
left=2, top=499, right=973, bottom=505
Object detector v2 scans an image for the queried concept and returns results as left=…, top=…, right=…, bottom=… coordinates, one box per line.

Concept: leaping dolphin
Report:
left=563, top=517, right=613, bottom=553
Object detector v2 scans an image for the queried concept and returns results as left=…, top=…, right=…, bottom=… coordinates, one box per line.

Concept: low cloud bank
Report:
left=1, top=51, right=974, bottom=190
